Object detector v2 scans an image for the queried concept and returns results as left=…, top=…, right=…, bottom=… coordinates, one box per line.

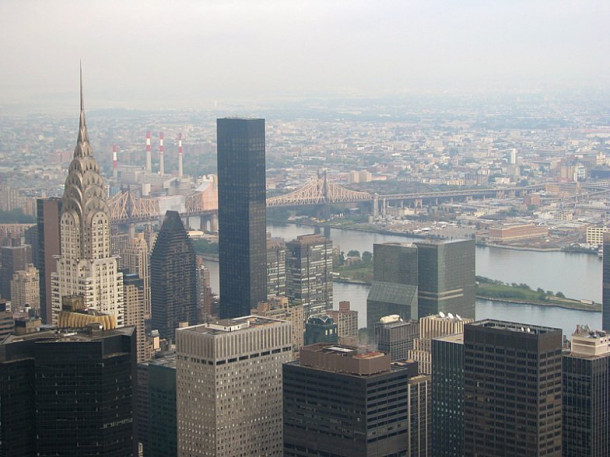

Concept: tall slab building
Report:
left=603, top=233, right=610, bottom=331
left=37, top=198, right=61, bottom=324
left=176, top=316, right=292, bottom=456
left=51, top=74, right=124, bottom=326
left=217, top=118, right=267, bottom=318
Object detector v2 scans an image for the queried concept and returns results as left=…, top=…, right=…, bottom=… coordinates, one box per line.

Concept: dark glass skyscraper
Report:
left=151, top=211, right=197, bottom=341
left=217, top=118, right=267, bottom=319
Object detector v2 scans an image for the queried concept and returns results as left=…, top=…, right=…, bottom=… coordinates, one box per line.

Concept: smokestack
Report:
left=159, top=132, right=165, bottom=175
left=112, top=144, right=118, bottom=179
left=145, top=131, right=152, bottom=173
left=178, top=132, right=183, bottom=179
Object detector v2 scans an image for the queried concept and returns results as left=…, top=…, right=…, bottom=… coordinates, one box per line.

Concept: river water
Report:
left=204, top=223, right=603, bottom=337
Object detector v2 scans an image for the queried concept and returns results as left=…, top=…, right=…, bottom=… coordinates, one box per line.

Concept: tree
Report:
left=347, top=250, right=360, bottom=258
left=362, top=251, right=373, bottom=265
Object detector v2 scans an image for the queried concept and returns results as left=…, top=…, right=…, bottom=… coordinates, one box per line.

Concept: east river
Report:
left=204, top=223, right=603, bottom=337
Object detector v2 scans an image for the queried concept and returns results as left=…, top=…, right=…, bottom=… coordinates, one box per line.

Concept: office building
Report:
left=0, top=325, right=137, bottom=457
left=305, top=314, right=338, bottom=345
left=283, top=344, right=417, bottom=456
left=123, top=233, right=151, bottom=318
left=252, top=296, right=305, bottom=354
left=286, top=233, right=333, bottom=317
left=409, top=313, right=472, bottom=374
left=327, top=300, right=359, bottom=345
left=367, top=243, right=418, bottom=335
left=603, top=233, right=610, bottom=331
left=414, top=239, right=475, bottom=319
left=123, top=272, right=148, bottom=363
left=464, top=320, right=563, bottom=456
left=431, top=333, right=465, bottom=457
left=267, top=235, right=286, bottom=296
left=150, top=210, right=198, bottom=341
left=176, top=316, right=292, bottom=456
left=407, top=371, right=431, bottom=457
left=1, top=244, right=32, bottom=300
left=10, top=263, right=40, bottom=312
left=375, top=315, right=419, bottom=361
left=50, top=81, right=123, bottom=326
left=148, top=352, right=177, bottom=457
left=563, top=325, right=610, bottom=456
left=217, top=118, right=267, bottom=319
left=196, top=258, right=213, bottom=321
left=37, top=197, right=62, bottom=324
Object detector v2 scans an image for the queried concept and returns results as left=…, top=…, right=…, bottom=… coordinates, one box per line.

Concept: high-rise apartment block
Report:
left=0, top=326, right=137, bottom=456
left=123, top=233, right=151, bottom=318
left=326, top=300, right=358, bottom=345
left=10, top=263, right=40, bottom=312
left=374, top=315, right=419, bottom=361
left=563, top=325, right=610, bottom=456
left=36, top=197, right=61, bottom=324
left=409, top=312, right=472, bottom=375
left=283, top=344, right=419, bottom=456
left=151, top=211, right=198, bottom=342
left=367, top=243, right=418, bottom=334
left=415, top=239, right=475, bottom=319
left=51, top=81, right=123, bottom=326
left=464, top=320, right=563, bottom=456
left=176, top=316, right=292, bottom=456
left=217, top=118, right=267, bottom=319
left=286, top=233, right=333, bottom=317
left=267, top=235, right=286, bottom=296
left=431, top=333, right=465, bottom=457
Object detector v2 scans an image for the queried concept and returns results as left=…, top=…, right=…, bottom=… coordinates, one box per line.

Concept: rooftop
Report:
left=469, top=319, right=561, bottom=335
left=182, top=315, right=286, bottom=335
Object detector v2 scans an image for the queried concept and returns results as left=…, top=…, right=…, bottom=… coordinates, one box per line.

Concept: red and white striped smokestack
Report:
left=178, top=132, right=183, bottom=179
left=145, top=131, right=152, bottom=173
left=112, top=144, right=118, bottom=179
left=159, top=132, right=165, bottom=175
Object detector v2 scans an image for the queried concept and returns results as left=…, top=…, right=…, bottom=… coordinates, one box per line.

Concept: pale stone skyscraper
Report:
left=51, top=72, right=124, bottom=326
left=123, top=233, right=151, bottom=318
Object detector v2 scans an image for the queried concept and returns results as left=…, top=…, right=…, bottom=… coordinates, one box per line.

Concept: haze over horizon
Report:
left=1, top=0, right=608, bottom=112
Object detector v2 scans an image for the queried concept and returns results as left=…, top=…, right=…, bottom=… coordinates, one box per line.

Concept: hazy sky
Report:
left=1, top=0, right=608, bottom=110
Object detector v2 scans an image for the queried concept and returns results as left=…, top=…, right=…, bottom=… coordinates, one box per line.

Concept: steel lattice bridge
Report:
left=107, top=175, right=598, bottom=225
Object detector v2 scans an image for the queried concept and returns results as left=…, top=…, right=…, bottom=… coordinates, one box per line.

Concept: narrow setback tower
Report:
left=146, top=131, right=152, bottom=173
left=112, top=144, right=118, bottom=179
left=178, top=133, right=183, bottom=179
left=159, top=132, right=165, bottom=175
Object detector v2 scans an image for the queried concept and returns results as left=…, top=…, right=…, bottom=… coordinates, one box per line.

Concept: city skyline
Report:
left=0, top=1, right=608, bottom=112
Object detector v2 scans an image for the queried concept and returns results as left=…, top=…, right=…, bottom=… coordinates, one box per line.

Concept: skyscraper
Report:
left=562, top=325, right=610, bottom=456
left=431, top=333, right=465, bottom=457
left=150, top=211, right=197, bottom=342
left=286, top=233, right=333, bottom=316
left=50, top=74, right=123, bottom=326
left=1, top=244, right=32, bottom=300
left=603, top=233, right=610, bottom=331
left=464, top=320, right=563, bottom=456
left=374, top=315, right=419, bottom=361
left=37, top=197, right=61, bottom=324
left=10, top=264, right=40, bottom=312
left=267, top=235, right=286, bottom=296
left=283, top=344, right=417, bottom=456
left=123, top=272, right=148, bottom=363
left=414, top=239, right=475, bottom=319
left=217, top=118, right=267, bottom=319
left=176, top=316, right=291, bottom=456
left=123, top=233, right=151, bottom=318
left=0, top=325, right=137, bottom=457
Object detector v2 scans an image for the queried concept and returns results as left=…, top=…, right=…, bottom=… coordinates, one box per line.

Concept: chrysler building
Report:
left=51, top=71, right=124, bottom=326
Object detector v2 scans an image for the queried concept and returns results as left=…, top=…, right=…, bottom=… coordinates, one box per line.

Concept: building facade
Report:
left=414, top=239, right=475, bottom=319
left=217, top=118, right=267, bottom=319
left=375, top=315, right=419, bottom=362
left=431, top=333, right=465, bottom=457
left=286, top=233, right=333, bottom=317
left=176, top=316, right=292, bottom=457
left=283, top=344, right=417, bottom=456
left=123, top=272, right=148, bottom=363
left=267, top=235, right=286, bottom=297
left=305, top=315, right=338, bottom=345
left=151, top=211, right=198, bottom=342
left=122, top=233, right=151, bottom=319
left=1, top=244, right=32, bottom=300
left=10, top=263, right=40, bottom=312
left=464, top=320, right=563, bottom=456
left=563, top=325, right=610, bottom=456
left=37, top=197, right=61, bottom=324
left=50, top=83, right=123, bottom=326
left=603, top=232, right=610, bottom=332
left=326, top=300, right=358, bottom=345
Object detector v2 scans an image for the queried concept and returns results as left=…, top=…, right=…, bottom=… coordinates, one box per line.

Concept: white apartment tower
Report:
left=51, top=72, right=124, bottom=325
left=176, top=316, right=292, bottom=457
